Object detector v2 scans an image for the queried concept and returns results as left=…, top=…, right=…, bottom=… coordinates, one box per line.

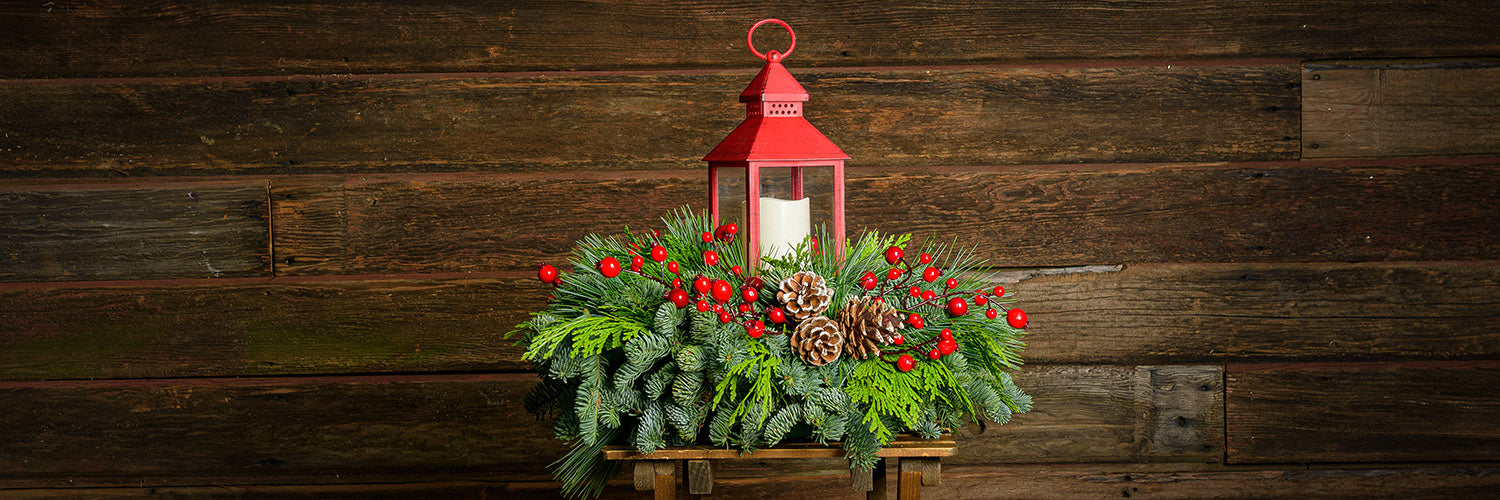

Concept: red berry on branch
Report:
left=718, top=311, right=733, bottom=323
left=650, top=245, right=667, bottom=262
left=884, top=246, right=904, bottom=265
left=974, top=294, right=988, bottom=306
left=703, top=250, right=720, bottom=266
left=737, top=303, right=751, bottom=314
left=747, top=323, right=764, bottom=338
left=742, top=288, right=758, bottom=303
left=860, top=276, right=878, bottom=290
left=1007, top=308, right=1029, bottom=329
left=985, top=308, right=998, bottom=319
left=887, top=268, right=903, bottom=280
left=650, top=229, right=662, bottom=239
left=922, top=267, right=940, bottom=283
left=693, top=276, right=711, bottom=294
left=731, top=265, right=743, bottom=276
left=897, top=354, right=916, bottom=372
left=928, top=348, right=941, bottom=360
left=944, top=277, right=958, bottom=289
left=711, top=280, right=733, bottom=302
left=701, top=231, right=713, bottom=243
left=537, top=264, right=558, bottom=284
left=768, top=308, right=787, bottom=324
left=667, top=261, right=680, bottom=274
left=940, top=329, right=954, bottom=341
left=919, top=253, right=932, bottom=264
left=921, top=290, right=936, bottom=301
left=946, top=297, right=968, bottom=316
left=892, top=335, right=905, bottom=346
left=713, top=304, right=724, bottom=313
left=908, top=286, right=922, bottom=298
left=672, top=278, right=683, bottom=289
left=862, top=271, right=877, bottom=281
left=746, top=277, right=765, bottom=289
left=598, top=257, right=621, bottom=278
left=907, top=313, right=925, bottom=329
left=695, top=300, right=710, bottom=312
left=993, top=286, right=1005, bottom=297
left=938, top=338, right=957, bottom=356
left=631, top=255, right=644, bottom=271
left=668, top=288, right=691, bottom=309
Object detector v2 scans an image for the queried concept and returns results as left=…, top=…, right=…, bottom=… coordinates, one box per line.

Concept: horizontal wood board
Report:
left=1227, top=361, right=1500, bottom=464
left=3, top=1, right=1500, bottom=77
left=4, top=261, right=1497, bottom=380
left=1303, top=60, right=1500, bottom=158
left=0, top=65, right=1296, bottom=177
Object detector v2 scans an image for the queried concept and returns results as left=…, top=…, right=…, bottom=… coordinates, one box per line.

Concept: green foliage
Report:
left=508, top=208, right=1034, bottom=497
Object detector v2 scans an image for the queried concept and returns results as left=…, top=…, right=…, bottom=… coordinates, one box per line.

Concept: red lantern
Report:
left=704, top=19, right=848, bottom=270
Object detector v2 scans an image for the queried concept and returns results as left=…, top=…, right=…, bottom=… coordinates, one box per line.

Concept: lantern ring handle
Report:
left=747, top=18, right=795, bottom=62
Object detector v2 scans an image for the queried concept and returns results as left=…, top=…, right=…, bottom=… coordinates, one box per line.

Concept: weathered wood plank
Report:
left=1227, top=361, right=1500, bottom=463
left=0, top=366, right=1212, bottom=486
left=0, top=181, right=269, bottom=281
left=0, top=65, right=1297, bottom=177
left=3, top=1, right=1499, bottom=78
left=1304, top=60, right=1500, bottom=158
left=0, top=276, right=539, bottom=381
left=273, top=159, right=1500, bottom=275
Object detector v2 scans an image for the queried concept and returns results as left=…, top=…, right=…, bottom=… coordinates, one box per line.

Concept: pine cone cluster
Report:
left=777, top=271, right=835, bottom=322
left=790, top=316, right=843, bottom=366
left=837, top=297, right=903, bottom=360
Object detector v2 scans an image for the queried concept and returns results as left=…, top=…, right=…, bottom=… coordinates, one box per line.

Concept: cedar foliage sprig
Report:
left=508, top=208, right=1031, bottom=498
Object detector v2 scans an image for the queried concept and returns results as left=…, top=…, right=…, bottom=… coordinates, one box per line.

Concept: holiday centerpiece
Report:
left=510, top=20, right=1031, bottom=498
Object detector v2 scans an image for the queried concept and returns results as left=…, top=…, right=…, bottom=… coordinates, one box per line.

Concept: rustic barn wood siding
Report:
left=2, top=1, right=1498, bottom=498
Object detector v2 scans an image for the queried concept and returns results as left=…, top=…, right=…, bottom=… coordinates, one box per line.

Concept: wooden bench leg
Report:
left=688, top=459, right=713, bottom=495
left=896, top=458, right=941, bottom=499
left=633, top=460, right=678, bottom=500
left=868, top=458, right=888, bottom=500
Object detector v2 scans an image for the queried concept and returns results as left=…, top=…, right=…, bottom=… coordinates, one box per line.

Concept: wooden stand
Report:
left=603, top=437, right=954, bottom=500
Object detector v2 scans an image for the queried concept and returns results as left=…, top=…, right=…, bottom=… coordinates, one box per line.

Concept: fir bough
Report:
left=509, top=208, right=1033, bottom=498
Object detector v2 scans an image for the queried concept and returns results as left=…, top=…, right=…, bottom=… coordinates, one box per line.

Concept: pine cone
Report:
left=837, top=297, right=903, bottom=360
left=777, top=271, right=835, bottom=322
left=790, top=316, right=844, bottom=366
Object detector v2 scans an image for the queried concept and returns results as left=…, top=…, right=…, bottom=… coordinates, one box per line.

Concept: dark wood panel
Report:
left=0, top=276, right=539, bottom=381
left=0, top=181, right=269, bottom=281
left=6, top=464, right=1500, bottom=499
left=274, top=159, right=1500, bottom=274
left=1226, top=361, right=1500, bottom=463
left=1304, top=60, right=1500, bottom=158
left=1022, top=261, right=1500, bottom=364
left=2, top=1, right=1499, bottom=77
left=0, top=65, right=1297, bottom=177
left=0, top=366, right=1215, bottom=486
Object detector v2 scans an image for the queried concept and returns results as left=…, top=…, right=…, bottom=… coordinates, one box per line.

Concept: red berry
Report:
left=974, top=294, right=988, bottom=306
left=928, top=348, right=941, bottom=360
left=908, top=286, right=922, bottom=298
left=537, top=264, right=558, bottom=284
left=922, top=267, right=940, bottom=282
left=713, top=303, right=724, bottom=313
left=884, top=246, right=904, bottom=265
left=897, top=354, right=916, bottom=372
left=921, top=290, right=936, bottom=301
left=711, top=280, right=733, bottom=302
left=737, top=303, right=751, bottom=314
left=768, top=308, right=787, bottom=324
left=747, top=323, right=764, bottom=338
left=810, top=236, right=820, bottom=254
left=919, top=253, right=932, bottom=264
left=731, top=265, right=743, bottom=276
left=985, top=308, right=998, bottom=319
left=650, top=245, right=667, bottom=262
left=892, top=335, right=904, bottom=346
left=945, top=277, right=958, bottom=289
left=742, top=288, right=758, bottom=303
left=598, top=257, right=621, bottom=278
left=650, top=229, right=662, bottom=239
left=746, top=277, right=765, bottom=289
left=940, top=329, right=954, bottom=341
left=1007, top=308, right=1029, bottom=329
left=887, top=268, right=903, bottom=280
left=631, top=255, right=644, bottom=268
left=701, top=231, right=713, bottom=243
left=672, top=278, right=683, bottom=289
left=993, top=286, right=1005, bottom=297
left=693, top=276, right=711, bottom=294
left=667, top=261, right=680, bottom=274
left=718, top=223, right=739, bottom=239
left=718, top=311, right=733, bottom=323
left=860, top=276, right=878, bottom=290
left=703, top=250, right=720, bottom=266
left=907, top=313, right=925, bottom=329
left=668, top=288, right=691, bottom=309
left=938, top=338, right=957, bottom=356
left=862, top=271, right=877, bottom=281
left=695, top=300, right=710, bottom=312
left=946, top=297, right=968, bottom=317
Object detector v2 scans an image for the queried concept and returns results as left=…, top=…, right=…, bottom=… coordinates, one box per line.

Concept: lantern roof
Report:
left=703, top=53, right=848, bottom=163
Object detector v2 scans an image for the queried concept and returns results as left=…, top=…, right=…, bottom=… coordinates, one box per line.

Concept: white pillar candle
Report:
left=755, top=197, right=811, bottom=260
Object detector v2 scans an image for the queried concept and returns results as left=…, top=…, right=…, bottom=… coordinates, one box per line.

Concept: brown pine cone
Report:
left=837, top=297, right=903, bottom=360
left=789, top=316, right=844, bottom=366
left=776, top=271, right=834, bottom=322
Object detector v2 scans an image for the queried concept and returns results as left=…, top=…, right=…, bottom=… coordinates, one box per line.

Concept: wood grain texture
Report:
left=1303, top=60, right=1500, bottom=158
left=0, top=181, right=269, bottom=281
left=1226, top=361, right=1500, bottom=464
left=273, top=159, right=1500, bottom=274
left=0, top=65, right=1296, bottom=177
left=0, top=366, right=1209, bottom=486
left=3, top=1, right=1499, bottom=78
left=0, top=276, right=540, bottom=381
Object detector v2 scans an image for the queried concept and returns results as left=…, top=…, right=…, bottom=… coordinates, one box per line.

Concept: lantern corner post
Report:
left=833, top=160, right=846, bottom=260
left=746, top=162, right=762, bottom=270
left=708, top=164, right=720, bottom=227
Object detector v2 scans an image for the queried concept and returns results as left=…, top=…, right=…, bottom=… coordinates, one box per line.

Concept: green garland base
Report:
left=510, top=208, right=1031, bottom=498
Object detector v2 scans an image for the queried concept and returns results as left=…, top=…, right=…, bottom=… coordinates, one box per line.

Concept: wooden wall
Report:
left=3, top=2, right=1500, bottom=498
